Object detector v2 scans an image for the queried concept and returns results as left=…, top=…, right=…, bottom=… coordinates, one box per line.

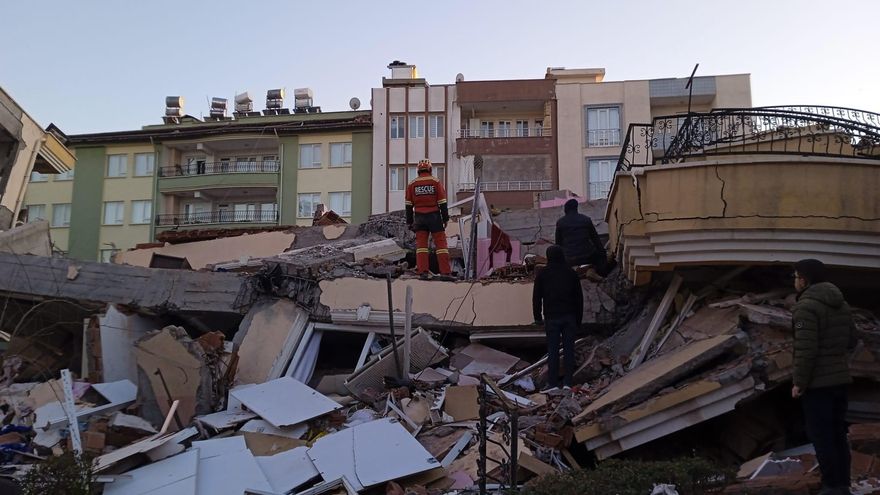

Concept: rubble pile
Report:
left=0, top=218, right=878, bottom=494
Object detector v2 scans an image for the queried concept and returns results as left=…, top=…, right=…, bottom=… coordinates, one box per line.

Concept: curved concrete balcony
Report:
left=608, top=106, right=880, bottom=284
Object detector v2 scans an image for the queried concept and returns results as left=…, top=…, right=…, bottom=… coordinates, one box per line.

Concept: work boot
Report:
left=419, top=272, right=433, bottom=281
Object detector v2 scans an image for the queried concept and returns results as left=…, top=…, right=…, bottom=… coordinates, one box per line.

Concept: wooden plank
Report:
left=628, top=274, right=683, bottom=370
left=518, top=452, right=557, bottom=476
left=652, top=293, right=699, bottom=356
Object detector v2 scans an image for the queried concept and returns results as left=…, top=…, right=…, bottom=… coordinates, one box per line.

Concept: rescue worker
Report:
left=405, top=159, right=451, bottom=279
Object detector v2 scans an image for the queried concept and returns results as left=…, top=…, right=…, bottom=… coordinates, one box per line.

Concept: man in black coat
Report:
left=532, top=245, right=583, bottom=390
left=555, top=198, right=606, bottom=273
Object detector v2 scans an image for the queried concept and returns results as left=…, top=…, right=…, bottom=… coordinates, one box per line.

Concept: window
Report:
left=586, top=107, right=621, bottom=147
left=297, top=193, right=322, bottom=218
left=409, top=116, right=425, bottom=138
left=103, top=201, right=124, bottom=225
left=235, top=156, right=257, bottom=173
left=51, top=203, right=71, bottom=227
left=429, top=115, right=445, bottom=138
left=434, top=165, right=446, bottom=186
left=30, top=171, right=49, bottom=182
left=497, top=121, right=511, bottom=138
left=299, top=144, right=322, bottom=169
left=185, top=156, right=206, bottom=175
left=130, top=200, right=152, bottom=224
left=535, top=119, right=544, bottom=137
left=134, top=153, right=155, bottom=176
left=480, top=121, right=494, bottom=138
left=329, top=191, right=352, bottom=217
left=262, top=155, right=278, bottom=170
left=588, top=159, right=616, bottom=199
left=390, top=116, right=405, bottom=139
left=56, top=169, right=75, bottom=181
left=330, top=143, right=353, bottom=167
left=234, top=203, right=257, bottom=222
left=389, top=166, right=406, bottom=191
left=107, top=154, right=128, bottom=177
left=26, top=204, right=46, bottom=223
left=516, top=120, right=530, bottom=137
left=260, top=203, right=278, bottom=222
left=100, top=249, right=120, bottom=263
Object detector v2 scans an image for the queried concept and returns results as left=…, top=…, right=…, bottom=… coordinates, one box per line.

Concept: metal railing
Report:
left=459, top=180, right=552, bottom=192
left=155, top=210, right=279, bottom=226
left=158, top=160, right=280, bottom=177
left=457, top=127, right=548, bottom=138
left=587, top=128, right=621, bottom=147
left=617, top=106, right=880, bottom=171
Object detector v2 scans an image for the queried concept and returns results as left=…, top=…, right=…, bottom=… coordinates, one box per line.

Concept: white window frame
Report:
left=328, top=191, right=352, bottom=217
left=586, top=106, right=621, bottom=147
left=390, top=116, right=405, bottom=139
left=409, top=116, right=425, bottom=138
left=299, top=144, right=322, bottom=169
left=587, top=158, right=616, bottom=200
left=130, top=200, right=152, bottom=224
left=134, top=153, right=155, bottom=177
left=497, top=121, right=512, bottom=138
left=51, top=203, right=71, bottom=227
left=260, top=202, right=278, bottom=222
left=103, top=201, right=125, bottom=225
left=330, top=142, right=353, bottom=167
left=26, top=204, right=47, bottom=223
left=429, top=115, right=445, bottom=138
left=297, top=192, right=322, bottom=218
left=107, top=154, right=128, bottom=178
left=389, top=166, right=406, bottom=192
left=480, top=121, right=494, bottom=138
left=55, top=169, right=75, bottom=181
left=515, top=120, right=530, bottom=137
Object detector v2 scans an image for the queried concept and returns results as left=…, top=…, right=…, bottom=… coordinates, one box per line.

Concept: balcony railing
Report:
left=617, top=106, right=880, bottom=171
left=587, top=129, right=621, bottom=147
left=459, top=180, right=552, bottom=192
left=457, top=128, right=548, bottom=138
left=155, top=210, right=279, bottom=226
left=158, top=160, right=280, bottom=177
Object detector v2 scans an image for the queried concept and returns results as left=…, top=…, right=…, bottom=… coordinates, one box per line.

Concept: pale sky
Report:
left=3, top=0, right=878, bottom=134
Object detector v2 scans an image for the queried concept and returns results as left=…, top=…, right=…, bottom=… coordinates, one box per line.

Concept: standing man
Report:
left=405, top=159, right=451, bottom=279
left=555, top=199, right=607, bottom=273
left=532, top=245, right=583, bottom=391
left=792, top=259, right=855, bottom=495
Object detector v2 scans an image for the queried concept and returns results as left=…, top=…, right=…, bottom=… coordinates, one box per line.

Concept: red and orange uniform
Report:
left=405, top=160, right=451, bottom=275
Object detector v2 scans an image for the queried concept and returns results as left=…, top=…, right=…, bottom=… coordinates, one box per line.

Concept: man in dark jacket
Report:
left=532, top=245, right=583, bottom=391
left=555, top=199, right=606, bottom=272
left=792, top=259, right=855, bottom=495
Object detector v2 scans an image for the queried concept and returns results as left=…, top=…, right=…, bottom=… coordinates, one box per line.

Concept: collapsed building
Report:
left=0, top=105, right=878, bottom=494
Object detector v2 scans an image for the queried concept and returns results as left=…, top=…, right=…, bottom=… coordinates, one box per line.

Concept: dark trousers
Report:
left=802, top=385, right=851, bottom=489
left=546, top=314, right=577, bottom=388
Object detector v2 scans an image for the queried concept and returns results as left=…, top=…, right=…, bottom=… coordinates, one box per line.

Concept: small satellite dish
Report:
left=349, top=97, right=361, bottom=110
left=455, top=73, right=465, bottom=83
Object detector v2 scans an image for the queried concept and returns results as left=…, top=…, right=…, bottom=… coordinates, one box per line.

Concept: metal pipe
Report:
left=386, top=273, right=402, bottom=379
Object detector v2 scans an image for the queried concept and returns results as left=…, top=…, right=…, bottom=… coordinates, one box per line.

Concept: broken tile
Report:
left=255, top=446, right=320, bottom=493
left=444, top=386, right=479, bottom=422
left=229, top=377, right=340, bottom=428
left=102, top=449, right=199, bottom=495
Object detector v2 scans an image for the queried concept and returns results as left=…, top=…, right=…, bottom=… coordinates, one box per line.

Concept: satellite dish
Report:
left=455, top=73, right=465, bottom=83
left=349, top=97, right=361, bottom=110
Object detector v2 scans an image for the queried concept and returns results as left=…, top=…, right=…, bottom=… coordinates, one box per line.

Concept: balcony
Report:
left=587, top=129, right=621, bottom=147
left=459, top=180, right=552, bottom=192
left=608, top=106, right=880, bottom=285
left=158, top=160, right=279, bottom=177
left=155, top=210, right=279, bottom=228
left=157, top=160, right=280, bottom=192
left=456, top=128, right=553, bottom=156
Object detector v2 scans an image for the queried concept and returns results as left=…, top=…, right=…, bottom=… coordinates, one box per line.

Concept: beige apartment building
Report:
left=371, top=63, right=752, bottom=213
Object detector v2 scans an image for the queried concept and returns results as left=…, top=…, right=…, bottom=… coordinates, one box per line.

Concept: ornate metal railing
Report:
left=618, top=106, right=880, bottom=171
left=459, top=180, right=552, bottom=192
left=155, top=210, right=279, bottom=226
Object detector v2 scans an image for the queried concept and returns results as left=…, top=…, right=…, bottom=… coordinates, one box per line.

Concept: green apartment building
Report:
left=24, top=109, right=372, bottom=261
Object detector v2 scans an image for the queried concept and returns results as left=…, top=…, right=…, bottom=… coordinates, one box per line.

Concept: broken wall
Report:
left=115, top=231, right=297, bottom=270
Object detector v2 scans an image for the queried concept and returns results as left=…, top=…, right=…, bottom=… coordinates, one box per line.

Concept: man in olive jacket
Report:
left=792, top=259, right=855, bottom=495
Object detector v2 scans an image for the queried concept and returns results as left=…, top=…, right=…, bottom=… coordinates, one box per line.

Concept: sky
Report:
left=3, top=0, right=879, bottom=134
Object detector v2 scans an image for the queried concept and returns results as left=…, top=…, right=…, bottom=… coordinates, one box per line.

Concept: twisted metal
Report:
left=618, top=105, right=880, bottom=171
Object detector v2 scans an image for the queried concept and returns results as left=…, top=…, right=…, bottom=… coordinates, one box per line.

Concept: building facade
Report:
left=371, top=64, right=752, bottom=213
left=25, top=105, right=372, bottom=261
left=1, top=87, right=74, bottom=231
left=551, top=68, right=752, bottom=200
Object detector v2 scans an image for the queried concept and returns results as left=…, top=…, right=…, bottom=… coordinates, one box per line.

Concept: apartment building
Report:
left=371, top=63, right=752, bottom=213
left=550, top=68, right=752, bottom=200
left=1, top=87, right=74, bottom=230
left=24, top=92, right=372, bottom=261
